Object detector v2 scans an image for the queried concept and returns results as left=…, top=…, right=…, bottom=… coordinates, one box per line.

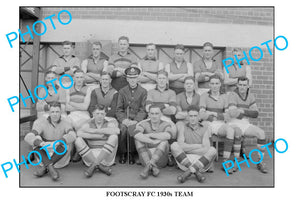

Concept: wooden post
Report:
left=30, top=8, right=40, bottom=116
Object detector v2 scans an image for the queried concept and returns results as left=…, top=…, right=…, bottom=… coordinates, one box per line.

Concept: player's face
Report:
left=74, top=72, right=84, bottom=86
left=45, top=73, right=56, bottom=83
left=184, top=79, right=195, bottom=93
left=233, top=50, right=243, bottom=60
left=146, top=45, right=156, bottom=58
left=174, top=49, right=185, bottom=62
left=203, top=46, right=213, bottom=59
left=237, top=80, right=249, bottom=94
left=93, top=109, right=106, bottom=123
left=188, top=110, right=199, bottom=125
left=119, top=39, right=129, bottom=52
left=209, top=78, right=221, bottom=93
left=100, top=74, right=111, bottom=87
left=157, top=74, right=168, bottom=88
left=149, top=107, right=162, bottom=123
left=127, top=77, right=138, bottom=88
left=63, top=44, right=73, bottom=57
left=92, top=44, right=101, bottom=58
left=49, top=106, right=61, bottom=123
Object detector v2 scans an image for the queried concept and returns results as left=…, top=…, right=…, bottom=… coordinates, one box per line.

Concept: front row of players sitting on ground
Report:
left=25, top=65, right=268, bottom=182
left=24, top=102, right=76, bottom=181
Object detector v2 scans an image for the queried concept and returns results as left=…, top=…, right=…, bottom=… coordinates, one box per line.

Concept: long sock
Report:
left=257, top=139, right=266, bottom=161
left=78, top=143, right=96, bottom=163
left=96, top=141, right=116, bottom=165
left=191, top=147, right=216, bottom=172
left=34, top=144, right=67, bottom=167
left=50, top=144, right=68, bottom=165
left=223, top=138, right=234, bottom=159
left=137, top=146, right=151, bottom=165
left=151, top=142, right=167, bottom=165
left=191, top=156, right=208, bottom=172
left=174, top=152, right=196, bottom=172
left=234, top=137, right=242, bottom=158
left=34, top=147, right=51, bottom=167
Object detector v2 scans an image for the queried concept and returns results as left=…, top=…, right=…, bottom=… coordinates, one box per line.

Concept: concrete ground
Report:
left=20, top=139, right=274, bottom=188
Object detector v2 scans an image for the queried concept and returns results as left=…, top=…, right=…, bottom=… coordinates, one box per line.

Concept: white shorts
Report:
left=209, top=120, right=225, bottom=135
left=34, top=141, right=72, bottom=169
left=82, top=146, right=117, bottom=167
left=86, top=83, right=100, bottom=91
left=176, top=154, right=213, bottom=172
left=161, top=115, right=173, bottom=123
left=38, top=112, right=67, bottom=119
left=67, top=111, right=90, bottom=128
left=196, top=88, right=210, bottom=96
left=140, top=83, right=156, bottom=91
left=228, top=118, right=253, bottom=134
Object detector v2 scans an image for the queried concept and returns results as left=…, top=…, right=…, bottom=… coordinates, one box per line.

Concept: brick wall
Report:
left=224, top=47, right=274, bottom=140
left=29, top=7, right=274, bottom=140
left=41, top=7, right=273, bottom=26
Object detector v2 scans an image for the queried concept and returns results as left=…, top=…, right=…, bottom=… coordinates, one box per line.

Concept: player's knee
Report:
left=170, top=142, right=180, bottom=152
left=208, top=146, right=217, bottom=156
left=134, top=139, right=142, bottom=147
left=233, top=126, right=243, bottom=138
left=257, top=129, right=265, bottom=139
left=119, top=124, right=127, bottom=132
left=75, top=137, right=86, bottom=149
left=108, top=135, right=118, bottom=146
left=160, top=140, right=168, bottom=148
left=225, top=126, right=235, bottom=139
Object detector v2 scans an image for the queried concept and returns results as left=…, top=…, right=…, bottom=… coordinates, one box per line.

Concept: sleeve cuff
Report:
left=64, top=67, right=70, bottom=71
left=33, top=138, right=43, bottom=147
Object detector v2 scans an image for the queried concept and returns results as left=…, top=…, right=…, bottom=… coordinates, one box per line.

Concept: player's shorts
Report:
left=228, top=118, right=254, bottom=134
left=67, top=111, right=90, bottom=128
left=139, top=146, right=169, bottom=168
left=209, top=120, right=225, bottom=135
left=39, top=112, right=67, bottom=119
left=82, top=146, right=117, bottom=167
left=60, top=80, right=73, bottom=89
left=196, top=88, right=210, bottom=96
left=161, top=115, right=173, bottom=124
left=33, top=140, right=72, bottom=169
left=86, top=83, right=100, bottom=91
left=176, top=151, right=215, bottom=173
left=140, top=83, right=156, bottom=91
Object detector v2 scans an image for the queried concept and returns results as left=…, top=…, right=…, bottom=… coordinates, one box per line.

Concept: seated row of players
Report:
left=48, top=36, right=252, bottom=94
left=25, top=65, right=268, bottom=183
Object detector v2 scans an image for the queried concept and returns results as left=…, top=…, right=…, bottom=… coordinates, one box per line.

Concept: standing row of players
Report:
left=24, top=36, right=267, bottom=183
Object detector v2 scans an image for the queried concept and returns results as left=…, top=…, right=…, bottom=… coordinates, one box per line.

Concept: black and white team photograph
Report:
left=19, top=6, right=274, bottom=187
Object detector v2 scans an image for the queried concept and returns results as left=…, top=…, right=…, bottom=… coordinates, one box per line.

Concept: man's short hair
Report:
left=92, top=41, right=102, bottom=48
left=187, top=105, right=200, bottom=113
left=209, top=74, right=222, bottom=82
left=146, top=43, right=156, bottom=48
left=149, top=104, right=163, bottom=112
left=233, top=47, right=242, bottom=53
left=92, top=104, right=107, bottom=113
left=174, top=44, right=185, bottom=51
left=118, top=36, right=129, bottom=43
left=157, top=70, right=168, bottom=77
left=73, top=67, right=84, bottom=74
left=238, top=76, right=249, bottom=84
left=49, top=102, right=61, bottom=109
left=62, top=41, right=74, bottom=47
left=45, top=70, right=56, bottom=77
left=184, top=76, right=195, bottom=83
left=203, top=42, right=214, bottom=49
left=100, top=71, right=112, bottom=78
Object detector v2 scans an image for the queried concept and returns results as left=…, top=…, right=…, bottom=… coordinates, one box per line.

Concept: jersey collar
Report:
left=143, top=56, right=157, bottom=61
left=47, top=116, right=62, bottom=127
left=234, top=88, right=249, bottom=101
